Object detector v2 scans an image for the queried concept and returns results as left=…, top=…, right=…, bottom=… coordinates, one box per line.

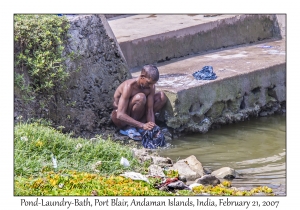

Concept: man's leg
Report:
left=127, top=93, right=147, bottom=121
left=153, top=91, right=167, bottom=113
left=111, top=93, right=147, bottom=129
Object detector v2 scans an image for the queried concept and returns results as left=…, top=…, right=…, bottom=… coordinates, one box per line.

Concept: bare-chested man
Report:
left=111, top=64, right=167, bottom=131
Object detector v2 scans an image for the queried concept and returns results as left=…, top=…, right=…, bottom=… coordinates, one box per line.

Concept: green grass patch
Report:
left=14, top=122, right=145, bottom=177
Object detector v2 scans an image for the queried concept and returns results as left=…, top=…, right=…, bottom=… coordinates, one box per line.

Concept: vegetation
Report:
left=192, top=181, right=274, bottom=196
left=14, top=15, right=79, bottom=110
left=15, top=170, right=173, bottom=196
left=14, top=121, right=145, bottom=177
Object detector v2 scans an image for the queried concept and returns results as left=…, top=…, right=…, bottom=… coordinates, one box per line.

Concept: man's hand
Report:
left=142, top=122, right=156, bottom=130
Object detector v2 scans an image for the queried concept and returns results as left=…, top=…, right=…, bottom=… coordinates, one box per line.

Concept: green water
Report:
left=158, top=114, right=286, bottom=189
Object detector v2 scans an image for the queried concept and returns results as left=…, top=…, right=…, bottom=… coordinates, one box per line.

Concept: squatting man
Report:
left=111, top=64, right=167, bottom=131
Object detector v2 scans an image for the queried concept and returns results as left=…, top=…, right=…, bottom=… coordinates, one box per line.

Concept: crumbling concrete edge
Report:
left=158, top=63, right=286, bottom=134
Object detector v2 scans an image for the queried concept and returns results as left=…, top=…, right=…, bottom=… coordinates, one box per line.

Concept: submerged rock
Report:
left=170, top=161, right=200, bottom=181
left=180, top=155, right=204, bottom=177
left=211, top=167, right=238, bottom=179
left=168, top=155, right=204, bottom=181
left=151, top=156, right=173, bottom=167
left=178, top=175, right=187, bottom=183
left=167, top=180, right=190, bottom=190
left=195, top=175, right=220, bottom=186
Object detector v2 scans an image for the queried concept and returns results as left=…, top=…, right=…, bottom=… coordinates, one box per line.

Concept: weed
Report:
left=14, top=14, right=80, bottom=113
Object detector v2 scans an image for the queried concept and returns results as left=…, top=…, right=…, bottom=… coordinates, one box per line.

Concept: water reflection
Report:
left=158, top=114, right=286, bottom=188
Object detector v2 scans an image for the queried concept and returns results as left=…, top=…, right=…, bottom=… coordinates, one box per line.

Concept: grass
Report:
left=14, top=122, right=145, bottom=177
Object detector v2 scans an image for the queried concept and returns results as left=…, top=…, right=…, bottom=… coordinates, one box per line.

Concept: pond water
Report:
left=158, top=114, right=286, bottom=193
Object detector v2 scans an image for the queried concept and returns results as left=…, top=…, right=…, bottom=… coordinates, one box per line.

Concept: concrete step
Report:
left=131, top=38, right=286, bottom=133
left=108, top=14, right=281, bottom=70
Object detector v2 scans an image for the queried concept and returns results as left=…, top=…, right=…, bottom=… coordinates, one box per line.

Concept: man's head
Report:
left=141, top=65, right=159, bottom=82
left=138, top=65, right=159, bottom=89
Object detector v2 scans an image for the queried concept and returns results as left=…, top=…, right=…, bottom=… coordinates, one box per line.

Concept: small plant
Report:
left=164, top=169, right=179, bottom=178
left=192, top=183, right=274, bottom=196
left=221, top=180, right=231, bottom=187
left=14, top=15, right=80, bottom=116
left=14, top=170, right=174, bottom=196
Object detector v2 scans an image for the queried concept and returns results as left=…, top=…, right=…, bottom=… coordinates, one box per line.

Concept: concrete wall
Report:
left=276, top=14, right=286, bottom=38
left=120, top=14, right=281, bottom=70
left=14, top=15, right=131, bottom=137
left=160, top=64, right=286, bottom=134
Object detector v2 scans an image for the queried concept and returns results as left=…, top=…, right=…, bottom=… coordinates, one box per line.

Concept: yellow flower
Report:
left=49, top=178, right=58, bottom=186
left=35, top=140, right=44, bottom=147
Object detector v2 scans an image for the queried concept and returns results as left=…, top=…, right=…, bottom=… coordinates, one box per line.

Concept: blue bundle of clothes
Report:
left=120, top=126, right=166, bottom=149
left=192, top=66, right=217, bottom=80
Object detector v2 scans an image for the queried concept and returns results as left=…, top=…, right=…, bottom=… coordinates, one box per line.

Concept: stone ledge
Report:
left=132, top=39, right=286, bottom=134
left=109, top=14, right=281, bottom=69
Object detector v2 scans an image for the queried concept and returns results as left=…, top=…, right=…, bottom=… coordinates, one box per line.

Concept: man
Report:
left=111, top=64, right=167, bottom=131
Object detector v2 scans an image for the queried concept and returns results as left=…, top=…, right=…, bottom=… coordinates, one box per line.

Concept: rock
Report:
left=195, top=175, right=220, bottom=186
left=211, top=167, right=237, bottom=179
left=14, top=15, right=131, bottom=138
left=203, top=167, right=213, bottom=174
left=164, top=136, right=172, bottom=142
left=148, top=165, right=165, bottom=177
left=167, top=181, right=189, bottom=190
left=132, top=148, right=156, bottom=163
left=178, top=175, right=187, bottom=183
left=161, top=127, right=173, bottom=139
left=151, top=156, right=173, bottom=167
left=237, top=187, right=252, bottom=191
left=74, top=21, right=81, bottom=27
left=159, top=185, right=169, bottom=191
left=273, top=185, right=286, bottom=196
left=170, top=161, right=200, bottom=181
left=177, top=155, right=204, bottom=177
left=259, top=111, right=268, bottom=117
left=132, top=148, right=158, bottom=157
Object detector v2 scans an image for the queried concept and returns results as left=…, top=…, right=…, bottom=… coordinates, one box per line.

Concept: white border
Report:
left=2, top=1, right=296, bottom=209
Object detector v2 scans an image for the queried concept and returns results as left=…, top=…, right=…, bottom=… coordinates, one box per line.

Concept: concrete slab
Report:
left=133, top=39, right=285, bottom=92
left=109, top=14, right=237, bottom=42
left=108, top=14, right=281, bottom=69
left=132, top=39, right=286, bottom=133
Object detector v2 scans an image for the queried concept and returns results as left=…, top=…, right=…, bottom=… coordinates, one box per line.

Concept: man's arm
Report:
left=116, top=84, right=144, bottom=129
left=146, top=85, right=156, bottom=123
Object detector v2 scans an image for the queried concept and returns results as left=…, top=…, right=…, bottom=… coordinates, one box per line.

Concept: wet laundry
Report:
left=141, top=126, right=166, bottom=149
left=119, top=127, right=142, bottom=141
left=192, top=66, right=217, bottom=80
left=119, top=126, right=166, bottom=149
